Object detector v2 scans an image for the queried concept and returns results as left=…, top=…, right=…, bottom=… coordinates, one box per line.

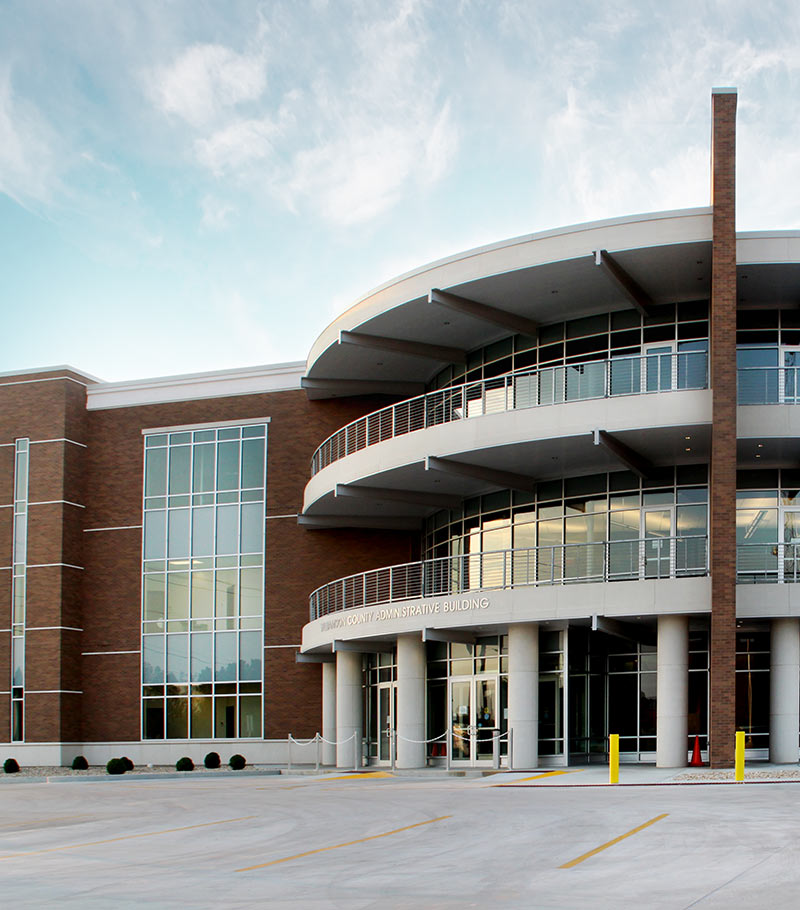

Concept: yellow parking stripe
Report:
left=316, top=771, right=394, bottom=782
left=495, top=769, right=584, bottom=785
left=236, top=815, right=451, bottom=871
left=0, top=815, right=257, bottom=860
left=559, top=813, right=668, bottom=868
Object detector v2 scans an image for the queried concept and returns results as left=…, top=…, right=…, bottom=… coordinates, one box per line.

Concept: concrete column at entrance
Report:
left=508, top=623, right=539, bottom=769
left=322, top=661, right=336, bottom=766
left=396, top=634, right=426, bottom=768
left=335, top=650, right=362, bottom=769
left=770, top=618, right=800, bottom=764
left=656, top=614, right=689, bottom=768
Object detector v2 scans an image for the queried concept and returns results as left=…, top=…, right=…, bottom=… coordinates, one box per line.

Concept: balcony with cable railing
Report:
left=308, top=535, right=709, bottom=621
left=310, top=350, right=709, bottom=476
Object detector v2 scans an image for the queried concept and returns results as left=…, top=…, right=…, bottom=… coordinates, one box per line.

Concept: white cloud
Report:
left=199, top=195, right=237, bottom=230
left=0, top=66, right=59, bottom=209
left=148, top=43, right=267, bottom=128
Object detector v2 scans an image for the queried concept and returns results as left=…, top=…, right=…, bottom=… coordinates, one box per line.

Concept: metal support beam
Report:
left=425, top=455, right=536, bottom=492
left=296, top=652, right=335, bottom=663
left=592, top=429, right=653, bottom=479
left=422, top=628, right=476, bottom=645
left=298, top=515, right=422, bottom=531
left=592, top=615, right=656, bottom=648
left=302, top=377, right=426, bottom=399
left=429, top=288, right=539, bottom=337
left=335, top=484, right=461, bottom=510
left=333, top=639, right=394, bottom=654
left=594, top=249, right=655, bottom=317
left=339, top=330, right=466, bottom=364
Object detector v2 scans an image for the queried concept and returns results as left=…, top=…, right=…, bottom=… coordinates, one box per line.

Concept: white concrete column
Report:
left=656, top=614, right=689, bottom=768
left=335, top=650, right=362, bottom=769
left=508, top=623, right=539, bottom=770
left=396, top=635, right=426, bottom=768
left=321, top=661, right=336, bottom=766
left=770, top=618, right=800, bottom=764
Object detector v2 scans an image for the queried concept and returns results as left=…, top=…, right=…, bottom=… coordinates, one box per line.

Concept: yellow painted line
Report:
left=236, top=815, right=451, bottom=872
left=559, top=813, right=668, bottom=869
left=494, top=769, right=584, bottom=785
left=0, top=815, right=257, bottom=861
left=317, top=771, right=394, bottom=782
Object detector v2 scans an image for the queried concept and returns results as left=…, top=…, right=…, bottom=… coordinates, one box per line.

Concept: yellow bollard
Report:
left=735, top=730, right=745, bottom=782
left=609, top=733, right=619, bottom=785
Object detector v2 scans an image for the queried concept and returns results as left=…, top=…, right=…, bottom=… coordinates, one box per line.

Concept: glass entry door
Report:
left=781, top=347, right=800, bottom=403
left=641, top=507, right=675, bottom=578
left=449, top=676, right=498, bottom=765
left=377, top=683, right=396, bottom=763
left=643, top=343, right=676, bottom=392
left=781, top=508, right=800, bottom=582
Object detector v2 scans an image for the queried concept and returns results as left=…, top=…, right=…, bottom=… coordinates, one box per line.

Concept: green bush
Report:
left=229, top=754, right=246, bottom=771
left=106, top=757, right=127, bottom=775
left=204, top=751, right=221, bottom=769
left=121, top=756, right=134, bottom=772
left=3, top=758, right=19, bottom=774
left=176, top=756, right=194, bottom=772
left=71, top=755, right=89, bottom=770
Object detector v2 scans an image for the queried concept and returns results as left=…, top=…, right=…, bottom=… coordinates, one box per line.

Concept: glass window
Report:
left=144, top=511, right=167, bottom=560
left=166, top=633, right=188, bottom=683
left=192, top=444, right=215, bottom=493
left=217, top=441, right=240, bottom=490
left=191, top=634, right=213, bottom=682
left=215, top=631, right=237, bottom=681
left=191, top=507, right=214, bottom=556
left=216, top=505, right=238, bottom=555
left=168, top=509, right=190, bottom=559
left=240, top=503, right=263, bottom=554
left=169, top=446, right=191, bottom=495
left=241, top=438, right=265, bottom=489
left=239, top=631, right=261, bottom=680
left=145, top=448, right=167, bottom=497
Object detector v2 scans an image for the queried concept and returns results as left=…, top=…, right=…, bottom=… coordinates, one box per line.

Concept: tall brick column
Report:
left=709, top=87, right=738, bottom=768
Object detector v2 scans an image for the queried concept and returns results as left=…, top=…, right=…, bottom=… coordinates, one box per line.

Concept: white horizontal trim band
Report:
left=27, top=626, right=83, bottom=632
left=29, top=500, right=85, bottom=509
left=0, top=503, right=12, bottom=508
left=142, top=417, right=271, bottom=435
left=82, top=650, right=140, bottom=656
left=265, top=644, right=301, bottom=649
left=28, top=563, right=84, bottom=570
left=0, top=376, right=89, bottom=390
left=266, top=514, right=298, bottom=520
left=30, top=438, right=88, bottom=448
left=84, top=525, right=142, bottom=532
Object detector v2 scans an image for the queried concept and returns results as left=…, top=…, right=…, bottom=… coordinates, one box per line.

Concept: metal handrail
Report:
left=737, top=366, right=800, bottom=404
left=737, top=542, right=800, bottom=582
left=310, top=351, right=709, bottom=475
left=309, top=535, right=709, bottom=620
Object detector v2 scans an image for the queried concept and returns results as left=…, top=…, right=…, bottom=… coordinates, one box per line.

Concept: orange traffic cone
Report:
left=689, top=735, right=703, bottom=767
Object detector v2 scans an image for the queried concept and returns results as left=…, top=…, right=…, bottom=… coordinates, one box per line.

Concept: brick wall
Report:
left=709, top=89, right=738, bottom=768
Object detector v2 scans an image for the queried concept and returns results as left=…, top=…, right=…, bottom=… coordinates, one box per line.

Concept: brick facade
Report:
left=709, top=89, right=738, bottom=768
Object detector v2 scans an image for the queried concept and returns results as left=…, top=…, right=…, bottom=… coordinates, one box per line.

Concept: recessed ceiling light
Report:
left=757, top=443, right=764, bottom=448
left=685, top=447, right=692, bottom=452
left=685, top=436, right=691, bottom=440
left=755, top=454, right=761, bottom=458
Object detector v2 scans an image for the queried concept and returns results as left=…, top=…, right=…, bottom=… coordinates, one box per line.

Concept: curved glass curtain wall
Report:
left=737, top=309, right=800, bottom=403
left=428, top=301, right=709, bottom=392
left=141, top=424, right=267, bottom=741
left=737, top=468, right=800, bottom=582
left=423, top=466, right=709, bottom=575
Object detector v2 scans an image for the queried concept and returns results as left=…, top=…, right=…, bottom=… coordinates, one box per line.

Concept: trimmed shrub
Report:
left=229, top=754, right=246, bottom=771
left=204, top=751, right=221, bottom=769
left=4, top=758, right=19, bottom=774
left=71, top=755, right=89, bottom=770
left=106, top=757, right=127, bottom=775
left=121, top=756, right=134, bottom=772
left=176, top=756, right=194, bottom=772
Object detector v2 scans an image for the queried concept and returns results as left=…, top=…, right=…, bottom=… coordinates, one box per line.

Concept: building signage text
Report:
left=319, top=597, right=491, bottom=632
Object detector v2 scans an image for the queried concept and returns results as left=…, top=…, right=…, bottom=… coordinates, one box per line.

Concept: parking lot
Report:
left=2, top=769, right=800, bottom=908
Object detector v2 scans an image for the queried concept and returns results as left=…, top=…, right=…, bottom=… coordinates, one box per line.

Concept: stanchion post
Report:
left=492, top=730, right=500, bottom=770
left=287, top=734, right=292, bottom=771
left=445, top=727, right=451, bottom=772
left=390, top=729, right=396, bottom=771
left=315, top=733, right=321, bottom=772
left=508, top=727, right=514, bottom=771
left=609, top=733, right=619, bottom=785
left=735, top=730, right=745, bottom=782
left=353, top=733, right=360, bottom=772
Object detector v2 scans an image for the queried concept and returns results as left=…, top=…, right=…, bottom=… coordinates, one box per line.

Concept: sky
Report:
left=2, top=0, right=800, bottom=382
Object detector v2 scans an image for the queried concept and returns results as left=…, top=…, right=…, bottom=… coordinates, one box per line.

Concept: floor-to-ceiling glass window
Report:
left=141, top=421, right=267, bottom=740
left=365, top=651, right=396, bottom=762
left=736, top=628, right=770, bottom=752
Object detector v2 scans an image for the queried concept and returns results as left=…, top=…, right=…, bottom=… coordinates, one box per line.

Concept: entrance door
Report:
left=781, top=508, right=800, bottom=582
left=449, top=676, right=498, bottom=765
left=781, top=347, right=800, bottom=403
left=643, top=343, right=676, bottom=393
left=377, top=683, right=396, bottom=763
left=641, top=507, right=675, bottom=578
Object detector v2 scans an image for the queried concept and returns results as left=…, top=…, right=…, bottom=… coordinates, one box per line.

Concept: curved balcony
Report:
left=738, top=366, right=800, bottom=405
left=309, top=536, right=708, bottom=621
left=311, top=351, right=709, bottom=475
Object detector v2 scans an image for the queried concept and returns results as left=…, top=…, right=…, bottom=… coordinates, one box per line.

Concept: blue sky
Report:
left=2, top=0, right=800, bottom=381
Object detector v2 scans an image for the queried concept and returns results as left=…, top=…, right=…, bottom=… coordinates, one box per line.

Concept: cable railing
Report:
left=309, top=535, right=709, bottom=620
left=310, top=351, right=709, bottom=475
left=737, top=543, right=800, bottom=582
left=737, top=366, right=800, bottom=404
